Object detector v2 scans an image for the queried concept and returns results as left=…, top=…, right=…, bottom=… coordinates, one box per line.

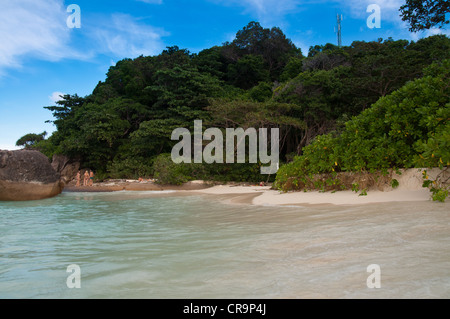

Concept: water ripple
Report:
left=1, top=193, right=449, bottom=298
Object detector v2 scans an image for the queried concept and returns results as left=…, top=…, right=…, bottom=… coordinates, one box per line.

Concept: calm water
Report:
left=0, top=191, right=449, bottom=299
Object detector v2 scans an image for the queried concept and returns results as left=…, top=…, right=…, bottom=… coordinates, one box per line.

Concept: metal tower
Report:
left=335, top=14, right=343, bottom=47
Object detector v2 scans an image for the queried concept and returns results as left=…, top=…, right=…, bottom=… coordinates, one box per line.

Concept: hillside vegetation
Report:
left=17, top=22, right=450, bottom=198
left=274, top=60, right=449, bottom=201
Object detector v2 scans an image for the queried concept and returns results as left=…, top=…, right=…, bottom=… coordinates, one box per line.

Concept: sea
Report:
left=0, top=191, right=449, bottom=299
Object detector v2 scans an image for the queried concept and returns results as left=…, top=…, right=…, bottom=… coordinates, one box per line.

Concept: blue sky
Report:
left=0, top=0, right=448, bottom=150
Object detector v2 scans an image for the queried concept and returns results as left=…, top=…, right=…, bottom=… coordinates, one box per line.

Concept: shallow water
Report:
left=0, top=191, right=449, bottom=298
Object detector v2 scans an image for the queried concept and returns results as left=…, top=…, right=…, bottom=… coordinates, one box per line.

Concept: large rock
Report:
left=0, top=150, right=64, bottom=201
left=51, top=154, right=81, bottom=184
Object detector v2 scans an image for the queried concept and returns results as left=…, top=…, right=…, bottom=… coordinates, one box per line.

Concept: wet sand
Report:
left=64, top=180, right=213, bottom=192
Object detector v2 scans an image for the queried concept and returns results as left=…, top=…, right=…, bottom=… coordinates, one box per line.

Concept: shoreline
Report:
left=63, top=179, right=214, bottom=193
left=62, top=175, right=444, bottom=207
left=191, top=185, right=437, bottom=206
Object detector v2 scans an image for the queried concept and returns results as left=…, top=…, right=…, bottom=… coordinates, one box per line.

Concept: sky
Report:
left=0, top=0, right=448, bottom=150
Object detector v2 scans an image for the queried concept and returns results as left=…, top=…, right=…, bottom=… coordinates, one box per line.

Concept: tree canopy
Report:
left=274, top=59, right=450, bottom=201
left=400, top=0, right=450, bottom=32
left=16, top=131, right=47, bottom=149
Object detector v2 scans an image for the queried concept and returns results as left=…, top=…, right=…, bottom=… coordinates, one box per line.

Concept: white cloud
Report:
left=340, top=0, right=404, bottom=20
left=292, top=38, right=310, bottom=56
left=338, top=0, right=450, bottom=41
left=409, top=26, right=450, bottom=42
left=424, top=27, right=450, bottom=37
left=49, top=91, right=66, bottom=103
left=0, top=0, right=167, bottom=77
left=212, top=0, right=406, bottom=25
left=211, top=0, right=302, bottom=25
left=0, top=0, right=86, bottom=75
left=90, top=14, right=169, bottom=59
left=0, top=144, right=21, bottom=151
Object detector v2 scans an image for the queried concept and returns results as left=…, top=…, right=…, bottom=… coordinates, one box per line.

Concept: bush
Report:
left=196, top=162, right=273, bottom=183
left=107, top=157, right=154, bottom=179
left=152, top=153, right=193, bottom=185
left=152, top=153, right=275, bottom=185
left=422, top=169, right=450, bottom=202
left=274, top=59, right=450, bottom=201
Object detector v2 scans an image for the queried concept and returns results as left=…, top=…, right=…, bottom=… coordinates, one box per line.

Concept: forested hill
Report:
left=21, top=21, right=450, bottom=182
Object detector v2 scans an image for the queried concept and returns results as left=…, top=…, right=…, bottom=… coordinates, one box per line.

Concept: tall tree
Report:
left=224, top=21, right=301, bottom=81
left=16, top=131, right=47, bottom=149
left=227, top=55, right=270, bottom=89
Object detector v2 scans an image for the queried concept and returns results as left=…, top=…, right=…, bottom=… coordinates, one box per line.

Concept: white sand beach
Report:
left=193, top=168, right=447, bottom=206
left=194, top=185, right=433, bottom=206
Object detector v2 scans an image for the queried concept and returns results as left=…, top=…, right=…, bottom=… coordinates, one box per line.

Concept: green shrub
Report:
left=152, top=153, right=275, bottom=185
left=274, top=59, right=450, bottom=202
left=391, top=179, right=399, bottom=189
left=198, top=162, right=273, bottom=183
left=152, top=153, right=193, bottom=185
left=422, top=169, right=450, bottom=202
left=107, top=157, right=154, bottom=179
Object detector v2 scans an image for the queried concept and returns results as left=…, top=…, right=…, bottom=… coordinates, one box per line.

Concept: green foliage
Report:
left=280, top=56, right=304, bottom=81
left=431, top=189, right=448, bottom=203
left=274, top=59, right=450, bottom=199
left=422, top=169, right=449, bottom=202
left=151, top=153, right=268, bottom=185
left=225, top=21, right=301, bottom=80
left=308, top=43, right=341, bottom=57
left=153, top=154, right=193, bottom=185
left=33, top=138, right=59, bottom=159
left=414, top=118, right=450, bottom=169
left=247, top=82, right=273, bottom=102
left=274, top=66, right=352, bottom=150
left=107, top=157, right=154, bottom=179
left=351, top=183, right=360, bottom=193
left=413, top=61, right=450, bottom=170
left=196, top=162, right=270, bottom=183
left=16, top=131, right=47, bottom=149
left=391, top=179, right=400, bottom=189
left=206, top=98, right=305, bottom=159
left=400, top=0, right=450, bottom=32
left=26, top=20, right=449, bottom=187
left=227, top=55, right=270, bottom=89
left=272, top=36, right=450, bottom=154
left=432, top=188, right=449, bottom=202
left=193, top=46, right=227, bottom=80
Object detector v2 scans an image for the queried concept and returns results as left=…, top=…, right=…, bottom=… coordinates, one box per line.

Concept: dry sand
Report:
left=193, top=168, right=445, bottom=206
left=193, top=185, right=433, bottom=206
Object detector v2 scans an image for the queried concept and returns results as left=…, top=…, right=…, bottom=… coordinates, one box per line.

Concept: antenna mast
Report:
left=336, top=13, right=342, bottom=47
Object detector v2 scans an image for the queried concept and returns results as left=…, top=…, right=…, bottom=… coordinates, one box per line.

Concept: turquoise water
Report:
left=0, top=191, right=449, bottom=299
